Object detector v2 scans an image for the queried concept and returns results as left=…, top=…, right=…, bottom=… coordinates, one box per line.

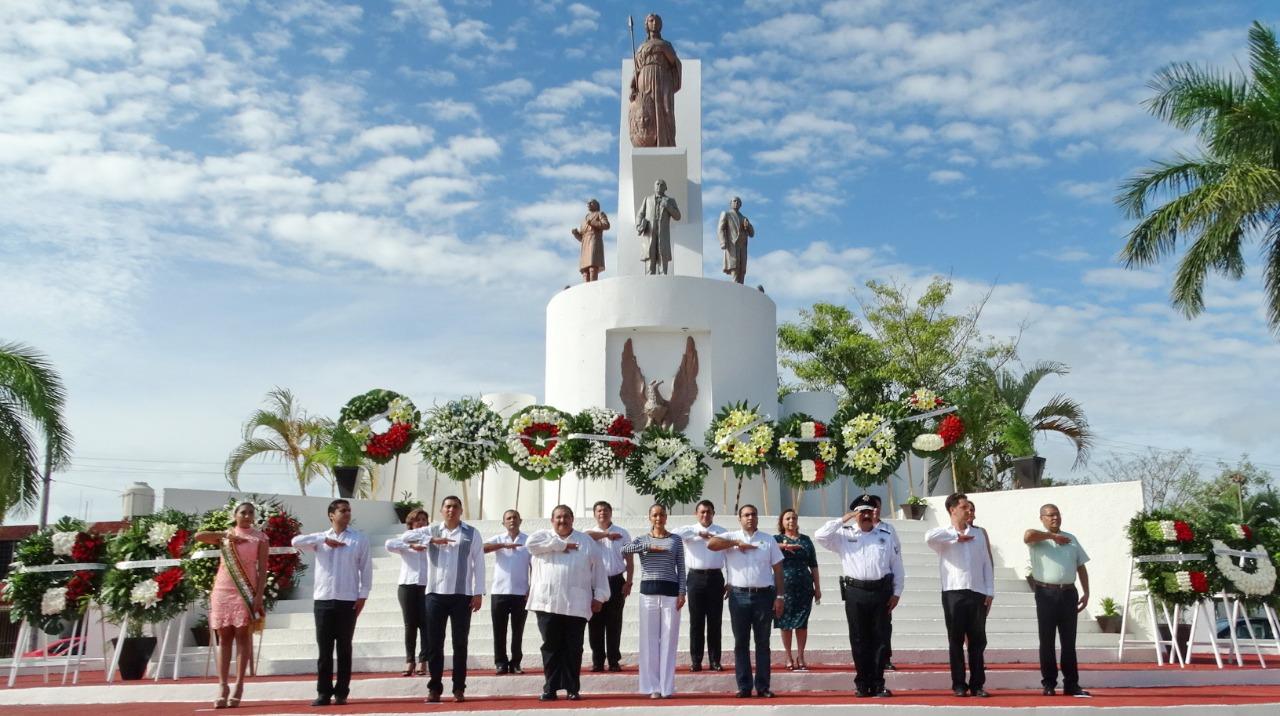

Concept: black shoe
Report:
left=539, top=692, right=557, bottom=702
left=1064, top=688, right=1091, bottom=698
left=876, top=688, right=893, bottom=698
left=608, top=663, right=622, bottom=672
left=590, top=664, right=604, bottom=673
left=310, top=696, right=331, bottom=707
left=511, top=666, right=524, bottom=674
left=855, top=689, right=872, bottom=698
left=333, top=696, right=347, bottom=706
left=425, top=688, right=442, bottom=704
left=884, top=662, right=897, bottom=671
left=736, top=690, right=752, bottom=698
left=690, top=664, right=702, bottom=672
left=970, top=688, right=991, bottom=698
left=496, top=665, right=509, bottom=675
left=1043, top=687, right=1056, bottom=696
left=757, top=690, right=775, bottom=698
left=709, top=663, right=724, bottom=671
left=567, top=692, right=581, bottom=701
left=952, top=687, right=969, bottom=697
left=453, top=691, right=465, bottom=703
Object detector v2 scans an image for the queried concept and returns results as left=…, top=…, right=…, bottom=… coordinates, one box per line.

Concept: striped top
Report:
left=622, top=533, right=686, bottom=596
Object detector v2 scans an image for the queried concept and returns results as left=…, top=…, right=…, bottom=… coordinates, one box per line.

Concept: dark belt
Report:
left=840, top=575, right=893, bottom=590
left=688, top=568, right=721, bottom=574
left=730, top=585, right=775, bottom=594
left=1032, top=579, right=1076, bottom=591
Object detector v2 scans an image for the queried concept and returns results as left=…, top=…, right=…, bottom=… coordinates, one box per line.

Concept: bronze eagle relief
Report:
left=619, top=336, right=698, bottom=432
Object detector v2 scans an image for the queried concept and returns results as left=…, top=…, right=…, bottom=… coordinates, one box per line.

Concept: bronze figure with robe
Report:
left=717, top=197, right=754, bottom=284
left=628, top=13, right=681, bottom=147
left=571, top=199, right=609, bottom=282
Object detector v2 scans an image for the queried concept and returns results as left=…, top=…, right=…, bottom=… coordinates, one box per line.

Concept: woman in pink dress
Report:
left=196, top=502, right=268, bottom=708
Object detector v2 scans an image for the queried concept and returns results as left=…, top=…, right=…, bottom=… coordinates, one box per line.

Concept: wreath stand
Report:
left=1119, top=555, right=1222, bottom=667
left=1202, top=593, right=1272, bottom=667
left=5, top=562, right=108, bottom=688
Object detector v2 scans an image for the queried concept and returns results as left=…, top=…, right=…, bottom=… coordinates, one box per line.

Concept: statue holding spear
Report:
left=627, top=13, right=681, bottom=147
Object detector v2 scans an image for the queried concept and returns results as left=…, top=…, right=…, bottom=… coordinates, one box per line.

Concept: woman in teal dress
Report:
left=774, top=508, right=821, bottom=670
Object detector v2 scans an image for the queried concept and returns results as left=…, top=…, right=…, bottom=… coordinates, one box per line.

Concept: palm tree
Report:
left=1117, top=21, right=1280, bottom=334
left=991, top=361, right=1093, bottom=469
left=225, top=387, right=331, bottom=495
left=0, top=342, right=72, bottom=524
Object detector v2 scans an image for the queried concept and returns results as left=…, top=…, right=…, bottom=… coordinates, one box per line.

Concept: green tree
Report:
left=0, top=342, right=72, bottom=524
left=1090, top=448, right=1203, bottom=511
left=1183, top=455, right=1274, bottom=524
left=1117, top=21, right=1280, bottom=334
left=225, top=387, right=331, bottom=495
left=777, top=302, right=891, bottom=402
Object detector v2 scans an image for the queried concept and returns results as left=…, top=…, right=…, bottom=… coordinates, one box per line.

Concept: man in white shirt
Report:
left=674, top=499, right=727, bottom=672
left=925, top=492, right=995, bottom=698
left=708, top=504, right=785, bottom=698
left=291, top=499, right=373, bottom=707
left=484, top=509, right=531, bottom=675
left=584, top=500, right=632, bottom=672
left=402, top=495, right=485, bottom=704
left=869, top=494, right=900, bottom=671
left=815, top=494, right=904, bottom=698
left=527, top=504, right=611, bottom=702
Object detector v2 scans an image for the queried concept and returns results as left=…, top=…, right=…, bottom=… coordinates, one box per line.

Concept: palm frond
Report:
left=1264, top=221, right=1280, bottom=334
left=1030, top=394, right=1094, bottom=468
left=1145, top=62, right=1246, bottom=134
left=0, top=341, right=72, bottom=468
left=1248, top=21, right=1280, bottom=93
left=224, top=437, right=288, bottom=489
left=0, top=394, right=41, bottom=515
left=995, top=361, right=1067, bottom=414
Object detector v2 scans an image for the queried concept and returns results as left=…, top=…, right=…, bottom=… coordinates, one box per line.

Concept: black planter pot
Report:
left=1012, top=456, right=1046, bottom=489
left=110, top=636, right=157, bottom=680
left=335, top=466, right=359, bottom=498
left=1157, top=623, right=1193, bottom=661
left=394, top=506, right=415, bottom=523
left=191, top=626, right=211, bottom=647
left=902, top=503, right=927, bottom=520
left=1096, top=615, right=1123, bottom=634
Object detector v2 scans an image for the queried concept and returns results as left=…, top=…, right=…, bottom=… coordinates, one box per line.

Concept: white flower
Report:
left=130, top=579, right=161, bottom=608
left=1230, top=524, right=1248, bottom=541
left=800, top=460, right=817, bottom=483
left=1174, top=571, right=1193, bottom=591
left=1213, top=540, right=1277, bottom=597
left=800, top=422, right=816, bottom=440
left=1157, top=521, right=1177, bottom=541
left=913, top=434, right=944, bottom=452
left=146, top=522, right=178, bottom=548
left=41, top=587, right=67, bottom=615
left=51, top=531, right=78, bottom=557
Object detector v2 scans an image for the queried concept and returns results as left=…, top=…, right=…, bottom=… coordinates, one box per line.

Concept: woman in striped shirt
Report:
left=622, top=503, right=686, bottom=698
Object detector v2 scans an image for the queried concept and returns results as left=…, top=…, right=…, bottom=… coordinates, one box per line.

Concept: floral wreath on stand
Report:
left=831, top=401, right=911, bottom=488
left=419, top=397, right=505, bottom=483
left=705, top=402, right=775, bottom=476
left=340, top=389, right=421, bottom=464
left=902, top=388, right=964, bottom=455
left=626, top=424, right=708, bottom=507
left=498, top=405, right=572, bottom=481
left=1126, top=511, right=1223, bottom=607
left=1, top=517, right=107, bottom=635
left=771, top=413, right=839, bottom=491
left=564, top=407, right=636, bottom=480
left=187, top=496, right=306, bottom=612
left=1208, top=522, right=1278, bottom=605
left=100, top=509, right=200, bottom=632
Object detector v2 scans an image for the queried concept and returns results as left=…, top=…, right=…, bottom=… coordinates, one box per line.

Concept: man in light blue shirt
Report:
left=1024, top=503, right=1090, bottom=698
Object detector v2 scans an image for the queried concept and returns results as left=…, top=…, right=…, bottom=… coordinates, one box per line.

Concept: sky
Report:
left=3, top=0, right=1280, bottom=523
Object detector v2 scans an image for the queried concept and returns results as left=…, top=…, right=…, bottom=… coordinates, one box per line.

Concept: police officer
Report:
left=814, top=495, right=904, bottom=698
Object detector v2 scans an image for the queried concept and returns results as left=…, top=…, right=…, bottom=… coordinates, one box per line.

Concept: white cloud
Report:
left=482, top=78, right=535, bottom=103
left=1058, top=179, right=1110, bottom=202
left=391, top=0, right=511, bottom=50
left=537, top=163, right=613, bottom=183
left=1082, top=267, right=1163, bottom=290
left=529, top=80, right=613, bottom=112
left=555, top=3, right=599, bottom=36
left=425, top=99, right=478, bottom=121
left=928, top=169, right=965, bottom=184
left=353, top=124, right=432, bottom=152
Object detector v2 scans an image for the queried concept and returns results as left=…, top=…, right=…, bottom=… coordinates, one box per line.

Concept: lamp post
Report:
left=1228, top=471, right=1247, bottom=522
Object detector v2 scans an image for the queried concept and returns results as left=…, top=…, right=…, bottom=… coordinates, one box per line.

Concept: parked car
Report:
left=22, top=635, right=86, bottom=658
left=1215, top=617, right=1275, bottom=640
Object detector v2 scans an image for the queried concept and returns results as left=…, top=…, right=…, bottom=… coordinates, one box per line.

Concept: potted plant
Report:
left=394, top=492, right=423, bottom=523
left=999, top=409, right=1043, bottom=488
left=191, top=613, right=211, bottom=647
left=1095, top=597, right=1123, bottom=634
left=309, top=424, right=371, bottom=498
left=901, top=495, right=927, bottom=520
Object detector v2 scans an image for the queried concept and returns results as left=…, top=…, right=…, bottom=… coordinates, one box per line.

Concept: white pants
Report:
left=637, top=593, right=681, bottom=696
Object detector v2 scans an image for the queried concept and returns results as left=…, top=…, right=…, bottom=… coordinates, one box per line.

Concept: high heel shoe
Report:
left=416, top=661, right=427, bottom=676
left=402, top=662, right=414, bottom=677
left=228, top=684, right=243, bottom=708
left=214, top=684, right=229, bottom=709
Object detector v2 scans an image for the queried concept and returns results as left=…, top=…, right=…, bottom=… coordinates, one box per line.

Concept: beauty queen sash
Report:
left=221, top=534, right=265, bottom=631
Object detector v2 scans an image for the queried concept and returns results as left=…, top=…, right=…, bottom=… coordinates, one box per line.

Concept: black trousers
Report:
left=313, top=599, right=357, bottom=699
left=397, top=584, right=427, bottom=663
left=844, top=583, right=892, bottom=694
left=536, top=611, right=587, bottom=695
left=686, top=569, right=724, bottom=666
left=424, top=593, right=473, bottom=693
left=588, top=573, right=626, bottom=668
left=728, top=588, right=774, bottom=693
left=491, top=594, right=528, bottom=668
left=942, top=589, right=988, bottom=691
left=1035, top=585, right=1080, bottom=690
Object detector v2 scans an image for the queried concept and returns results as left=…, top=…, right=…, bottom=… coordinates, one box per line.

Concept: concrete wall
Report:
left=162, top=487, right=398, bottom=534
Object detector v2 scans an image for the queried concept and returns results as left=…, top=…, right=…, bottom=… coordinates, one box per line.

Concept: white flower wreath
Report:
left=1212, top=539, right=1278, bottom=597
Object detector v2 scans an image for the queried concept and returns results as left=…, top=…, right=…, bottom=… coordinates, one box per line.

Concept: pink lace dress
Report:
left=209, top=527, right=267, bottom=629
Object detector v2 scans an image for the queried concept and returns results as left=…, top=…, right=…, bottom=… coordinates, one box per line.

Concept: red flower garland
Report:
left=70, top=533, right=104, bottom=563
left=365, top=422, right=413, bottom=461
left=1188, top=571, right=1209, bottom=593
left=154, top=567, right=184, bottom=599
left=65, top=571, right=95, bottom=602
left=813, top=458, right=827, bottom=483
left=608, top=415, right=636, bottom=458
left=1242, top=524, right=1255, bottom=541
left=813, top=421, right=828, bottom=438
left=519, top=422, right=560, bottom=457
left=1173, top=521, right=1194, bottom=543
left=938, top=415, right=965, bottom=447
left=167, top=529, right=189, bottom=558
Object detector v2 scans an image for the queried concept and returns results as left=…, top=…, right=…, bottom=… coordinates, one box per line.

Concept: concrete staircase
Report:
left=254, top=516, right=1124, bottom=675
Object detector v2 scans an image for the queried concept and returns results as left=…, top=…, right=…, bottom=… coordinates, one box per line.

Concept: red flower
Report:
left=608, top=415, right=636, bottom=458
left=1188, top=571, right=1209, bottom=593
left=154, top=567, right=184, bottom=599
left=1242, top=525, right=1254, bottom=541
left=814, top=459, right=827, bottom=484
left=813, top=422, right=827, bottom=438
left=365, top=422, right=414, bottom=460
left=64, top=571, right=95, bottom=602
left=167, top=529, right=189, bottom=558
left=71, top=532, right=104, bottom=563
left=938, top=415, right=965, bottom=447
left=520, top=422, right=560, bottom=456
left=1173, top=521, right=1194, bottom=543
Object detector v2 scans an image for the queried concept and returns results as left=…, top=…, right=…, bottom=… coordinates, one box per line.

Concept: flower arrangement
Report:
left=907, top=388, right=944, bottom=411
left=626, top=424, right=708, bottom=507
left=1209, top=522, right=1277, bottom=602
left=418, top=397, right=505, bottom=481
left=1126, top=510, right=1223, bottom=607
left=564, top=407, right=636, bottom=480
left=832, top=401, right=908, bottom=488
left=498, top=405, right=572, bottom=481
left=186, top=496, right=306, bottom=611
left=899, top=387, right=964, bottom=456
left=340, top=389, right=421, bottom=464
left=1, top=517, right=107, bottom=634
left=705, top=401, right=775, bottom=477
left=100, top=509, right=200, bottom=631
left=771, top=413, right=838, bottom=490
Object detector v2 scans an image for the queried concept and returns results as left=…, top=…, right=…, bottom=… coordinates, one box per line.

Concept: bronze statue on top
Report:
left=571, top=199, right=610, bottom=282
left=718, top=197, right=754, bottom=284
left=628, top=13, right=681, bottom=147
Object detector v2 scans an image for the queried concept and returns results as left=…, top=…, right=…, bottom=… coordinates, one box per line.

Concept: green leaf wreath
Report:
left=626, top=424, right=708, bottom=508
left=1, top=517, right=107, bottom=634
left=770, top=413, right=839, bottom=491
left=100, top=509, right=200, bottom=632
left=831, top=400, right=911, bottom=488
left=339, top=389, right=421, bottom=464
left=418, top=397, right=504, bottom=482
left=704, top=401, right=775, bottom=478
left=497, top=405, right=572, bottom=481
left=562, top=407, right=636, bottom=480
left=1126, top=510, right=1223, bottom=607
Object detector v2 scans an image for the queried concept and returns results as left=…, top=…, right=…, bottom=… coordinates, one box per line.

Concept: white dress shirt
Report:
left=814, top=519, right=905, bottom=596
left=292, top=527, right=373, bottom=601
left=674, top=523, right=727, bottom=570
left=719, top=529, right=784, bottom=588
left=403, top=522, right=486, bottom=596
left=526, top=529, right=612, bottom=620
left=486, top=531, right=531, bottom=596
left=385, top=535, right=429, bottom=586
left=925, top=524, right=995, bottom=597
left=874, top=519, right=901, bottom=550
left=591, top=523, right=631, bottom=577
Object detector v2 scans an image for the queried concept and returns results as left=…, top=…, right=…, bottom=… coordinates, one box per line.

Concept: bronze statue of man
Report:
left=628, top=13, right=681, bottom=147
left=718, top=196, right=754, bottom=284
left=635, top=179, right=681, bottom=275
left=571, top=199, right=610, bottom=282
